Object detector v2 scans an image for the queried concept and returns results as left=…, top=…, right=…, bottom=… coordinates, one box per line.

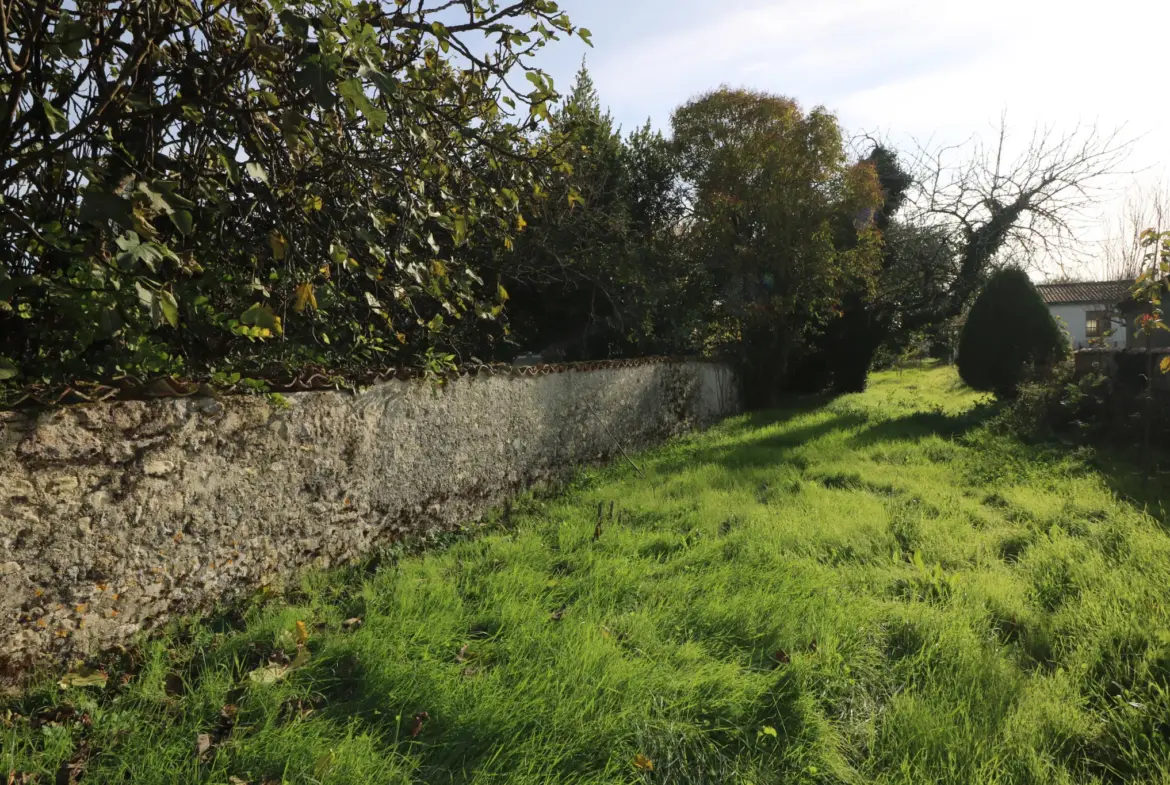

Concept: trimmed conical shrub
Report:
left=957, top=267, right=1068, bottom=397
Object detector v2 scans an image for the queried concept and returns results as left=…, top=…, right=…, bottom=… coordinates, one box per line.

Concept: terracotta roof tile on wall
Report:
left=1035, top=280, right=1134, bottom=305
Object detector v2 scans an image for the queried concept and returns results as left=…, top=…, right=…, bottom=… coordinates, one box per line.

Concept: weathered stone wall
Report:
left=0, top=361, right=738, bottom=673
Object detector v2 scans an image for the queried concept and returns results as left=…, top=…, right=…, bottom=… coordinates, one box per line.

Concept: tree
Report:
left=1101, top=179, right=1170, bottom=281
left=495, top=64, right=696, bottom=362
left=957, top=267, right=1068, bottom=398
left=793, top=144, right=919, bottom=392
left=0, top=0, right=589, bottom=389
left=904, top=120, right=1131, bottom=316
left=671, top=88, right=884, bottom=404
left=800, top=120, right=1131, bottom=390
left=497, top=61, right=633, bottom=361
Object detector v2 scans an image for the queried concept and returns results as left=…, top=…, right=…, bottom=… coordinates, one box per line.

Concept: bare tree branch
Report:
left=900, top=117, right=1134, bottom=314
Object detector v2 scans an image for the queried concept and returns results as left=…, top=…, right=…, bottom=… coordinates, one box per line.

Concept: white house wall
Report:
left=1048, top=303, right=1124, bottom=349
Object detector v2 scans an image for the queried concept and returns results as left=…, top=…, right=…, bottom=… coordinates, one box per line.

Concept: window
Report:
left=1086, top=310, right=1109, bottom=338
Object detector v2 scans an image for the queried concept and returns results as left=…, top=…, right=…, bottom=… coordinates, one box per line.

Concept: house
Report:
left=1035, top=280, right=1133, bottom=350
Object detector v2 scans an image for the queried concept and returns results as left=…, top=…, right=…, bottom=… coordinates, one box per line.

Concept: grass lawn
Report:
left=5, top=365, right=1170, bottom=785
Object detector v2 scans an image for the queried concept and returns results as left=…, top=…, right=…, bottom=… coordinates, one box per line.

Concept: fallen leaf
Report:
left=196, top=733, right=212, bottom=758
left=808, top=639, right=818, bottom=654
left=633, top=753, right=654, bottom=772
left=248, top=648, right=310, bottom=685
left=773, top=649, right=790, bottom=666
left=295, top=620, right=309, bottom=646
left=220, top=704, right=239, bottom=728
left=247, top=664, right=289, bottom=685
left=409, top=711, right=429, bottom=738
left=455, top=644, right=471, bottom=663
left=228, top=777, right=249, bottom=785
left=342, top=617, right=363, bottom=631
left=56, top=740, right=92, bottom=784
left=59, top=669, right=108, bottom=690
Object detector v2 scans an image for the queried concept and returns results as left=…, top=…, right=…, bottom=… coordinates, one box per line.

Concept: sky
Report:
left=532, top=0, right=1170, bottom=279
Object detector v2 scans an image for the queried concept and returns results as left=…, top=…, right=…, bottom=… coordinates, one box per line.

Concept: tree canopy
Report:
left=671, top=88, right=885, bottom=402
left=0, top=14, right=1130, bottom=403
left=0, top=0, right=589, bottom=389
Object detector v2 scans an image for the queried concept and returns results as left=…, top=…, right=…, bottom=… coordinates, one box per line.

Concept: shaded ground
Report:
left=5, top=365, right=1170, bottom=785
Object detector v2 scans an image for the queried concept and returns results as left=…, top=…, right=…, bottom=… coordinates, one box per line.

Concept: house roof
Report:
left=1035, top=280, right=1134, bottom=306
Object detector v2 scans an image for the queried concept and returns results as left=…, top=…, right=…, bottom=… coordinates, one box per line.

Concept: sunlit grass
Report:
left=5, top=364, right=1170, bottom=784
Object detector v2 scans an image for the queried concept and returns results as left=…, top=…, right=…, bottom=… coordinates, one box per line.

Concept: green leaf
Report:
left=41, top=99, right=68, bottom=134
left=137, top=181, right=175, bottom=215
left=297, top=62, right=335, bottom=108
left=279, top=10, right=311, bottom=38
left=158, top=290, right=180, bottom=328
left=245, top=162, right=269, bottom=184
left=0, top=356, right=19, bottom=381
left=59, top=19, right=89, bottom=58
left=170, top=209, right=194, bottom=235
left=338, top=78, right=387, bottom=130
left=217, top=148, right=241, bottom=184
left=135, top=281, right=154, bottom=308
left=240, top=304, right=283, bottom=336
left=116, top=232, right=166, bottom=272
left=578, top=27, right=593, bottom=46
left=79, top=190, right=131, bottom=227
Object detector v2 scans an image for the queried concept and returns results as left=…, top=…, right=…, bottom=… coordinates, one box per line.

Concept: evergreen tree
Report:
left=957, top=267, right=1068, bottom=397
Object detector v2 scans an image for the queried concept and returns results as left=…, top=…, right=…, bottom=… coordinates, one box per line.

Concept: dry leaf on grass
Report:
left=58, top=669, right=108, bottom=690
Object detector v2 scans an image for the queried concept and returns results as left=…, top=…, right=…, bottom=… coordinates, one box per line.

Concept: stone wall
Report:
left=0, top=361, right=738, bottom=674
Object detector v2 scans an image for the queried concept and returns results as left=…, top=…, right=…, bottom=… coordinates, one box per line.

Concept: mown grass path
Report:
left=5, top=366, right=1170, bottom=784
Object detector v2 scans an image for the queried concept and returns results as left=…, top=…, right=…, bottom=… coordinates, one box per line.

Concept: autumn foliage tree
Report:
left=670, top=88, right=885, bottom=403
left=0, top=0, right=589, bottom=391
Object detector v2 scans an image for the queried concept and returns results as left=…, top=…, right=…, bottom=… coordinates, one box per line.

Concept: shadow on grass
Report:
left=1090, top=449, right=1170, bottom=527
left=848, top=402, right=1001, bottom=449
left=653, top=397, right=1001, bottom=479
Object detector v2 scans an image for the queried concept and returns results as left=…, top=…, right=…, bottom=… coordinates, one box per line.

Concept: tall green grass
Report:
left=5, top=365, right=1170, bottom=784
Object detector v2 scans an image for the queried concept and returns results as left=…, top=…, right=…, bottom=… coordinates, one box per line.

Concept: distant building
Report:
left=1035, top=280, right=1133, bottom=350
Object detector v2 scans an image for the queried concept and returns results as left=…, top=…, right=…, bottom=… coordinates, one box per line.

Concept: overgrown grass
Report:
left=6, top=365, right=1170, bottom=785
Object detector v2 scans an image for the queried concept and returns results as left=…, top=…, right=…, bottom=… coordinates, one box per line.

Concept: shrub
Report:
left=957, top=268, right=1068, bottom=397
left=994, top=359, right=1111, bottom=441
